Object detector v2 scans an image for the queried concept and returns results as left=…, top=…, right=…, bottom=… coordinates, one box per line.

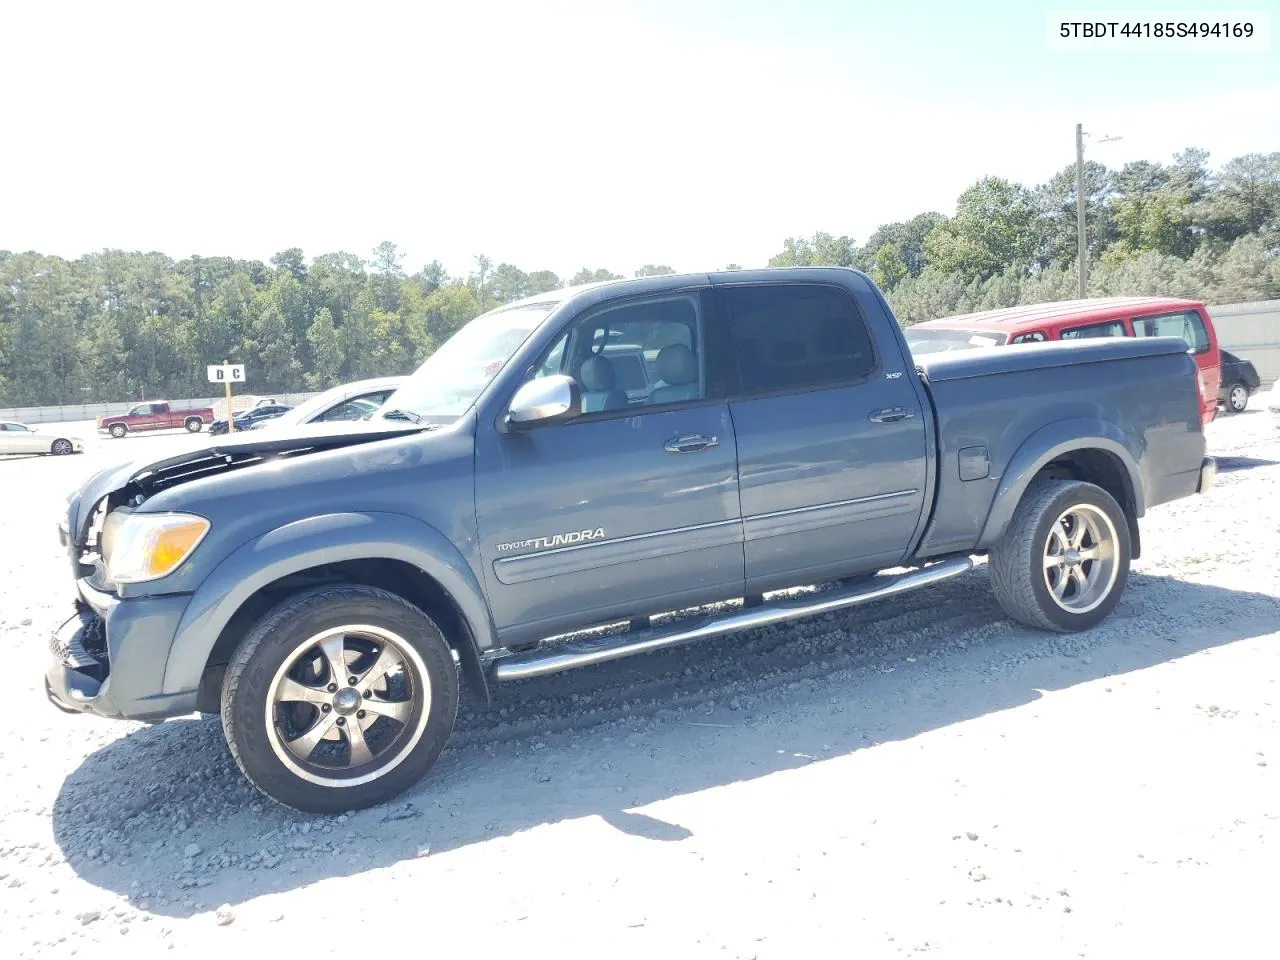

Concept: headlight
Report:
left=104, top=512, right=211, bottom=583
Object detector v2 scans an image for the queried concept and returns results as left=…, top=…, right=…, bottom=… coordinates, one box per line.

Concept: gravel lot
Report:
left=3, top=410, right=1278, bottom=959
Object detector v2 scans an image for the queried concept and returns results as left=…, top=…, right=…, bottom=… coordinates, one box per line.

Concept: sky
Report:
left=2, top=0, right=1277, bottom=280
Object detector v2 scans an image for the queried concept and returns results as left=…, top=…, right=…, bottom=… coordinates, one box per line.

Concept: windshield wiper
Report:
left=381, top=408, right=424, bottom=424
left=379, top=408, right=441, bottom=431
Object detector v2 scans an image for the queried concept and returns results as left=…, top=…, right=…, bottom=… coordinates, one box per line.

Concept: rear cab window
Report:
left=722, top=283, right=877, bottom=394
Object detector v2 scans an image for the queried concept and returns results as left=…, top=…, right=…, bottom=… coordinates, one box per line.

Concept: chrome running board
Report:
left=491, top=556, right=974, bottom=682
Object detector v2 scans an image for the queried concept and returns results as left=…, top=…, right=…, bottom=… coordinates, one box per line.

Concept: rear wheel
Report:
left=185, top=417, right=204, bottom=433
left=988, top=477, right=1130, bottom=632
left=109, top=423, right=127, bottom=438
left=220, top=584, right=459, bottom=813
left=50, top=438, right=73, bottom=455
left=1227, top=382, right=1249, bottom=413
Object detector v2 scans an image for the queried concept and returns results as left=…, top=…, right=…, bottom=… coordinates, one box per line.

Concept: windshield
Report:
left=383, top=303, right=556, bottom=422
left=904, top=326, right=1008, bottom=355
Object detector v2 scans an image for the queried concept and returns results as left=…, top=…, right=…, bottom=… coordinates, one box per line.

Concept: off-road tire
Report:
left=988, top=477, right=1131, bottom=632
left=220, top=583, right=460, bottom=813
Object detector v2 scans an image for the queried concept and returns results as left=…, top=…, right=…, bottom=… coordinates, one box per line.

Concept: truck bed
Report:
left=911, top=335, right=1206, bottom=559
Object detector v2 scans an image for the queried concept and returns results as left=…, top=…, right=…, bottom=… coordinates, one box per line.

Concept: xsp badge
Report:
left=496, top=528, right=605, bottom=553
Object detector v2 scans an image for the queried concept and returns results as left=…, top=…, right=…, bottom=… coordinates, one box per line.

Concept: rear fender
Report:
left=975, top=418, right=1144, bottom=550
left=161, top=511, right=495, bottom=701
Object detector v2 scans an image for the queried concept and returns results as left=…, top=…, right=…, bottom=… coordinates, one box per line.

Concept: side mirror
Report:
left=506, top=375, right=580, bottom=428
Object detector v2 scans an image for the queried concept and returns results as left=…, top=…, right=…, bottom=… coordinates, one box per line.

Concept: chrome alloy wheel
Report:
left=265, top=625, right=430, bottom=787
left=1042, top=503, right=1119, bottom=614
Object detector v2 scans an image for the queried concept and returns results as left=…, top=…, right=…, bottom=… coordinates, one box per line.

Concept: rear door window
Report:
left=1133, top=311, right=1211, bottom=354
left=722, top=283, right=876, bottom=394
left=1010, top=331, right=1046, bottom=344
left=1061, top=320, right=1128, bottom=340
left=317, top=400, right=364, bottom=422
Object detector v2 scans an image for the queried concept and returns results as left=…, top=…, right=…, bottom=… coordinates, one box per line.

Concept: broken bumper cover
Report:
left=1197, top=456, right=1216, bottom=493
left=45, top=580, right=198, bottom=722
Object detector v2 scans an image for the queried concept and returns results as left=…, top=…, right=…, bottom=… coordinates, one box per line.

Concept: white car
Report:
left=0, top=421, right=84, bottom=456
left=249, top=376, right=407, bottom=430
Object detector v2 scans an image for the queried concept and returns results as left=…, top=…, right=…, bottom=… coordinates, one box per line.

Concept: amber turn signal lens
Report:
left=145, top=520, right=210, bottom=577
left=105, top=513, right=211, bottom=584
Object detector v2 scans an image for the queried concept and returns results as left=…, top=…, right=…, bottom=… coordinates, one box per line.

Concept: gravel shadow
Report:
left=50, top=569, right=1280, bottom=917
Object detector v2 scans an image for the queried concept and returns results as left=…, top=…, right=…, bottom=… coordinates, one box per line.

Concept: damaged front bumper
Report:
left=46, top=605, right=109, bottom=713
left=45, top=579, right=198, bottom=722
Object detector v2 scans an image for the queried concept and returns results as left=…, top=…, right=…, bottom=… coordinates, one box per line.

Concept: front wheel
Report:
left=220, top=584, right=460, bottom=813
left=1226, top=382, right=1249, bottom=413
left=988, top=477, right=1131, bottom=632
left=109, top=423, right=127, bottom=439
left=50, top=438, right=73, bottom=455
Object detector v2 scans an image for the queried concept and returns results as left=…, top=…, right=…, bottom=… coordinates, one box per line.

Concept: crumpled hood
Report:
left=67, top=419, right=428, bottom=547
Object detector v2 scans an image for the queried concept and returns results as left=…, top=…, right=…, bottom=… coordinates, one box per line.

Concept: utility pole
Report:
left=224, top=358, right=235, bottom=433
left=1075, top=124, right=1121, bottom=300
left=1076, top=122, right=1087, bottom=299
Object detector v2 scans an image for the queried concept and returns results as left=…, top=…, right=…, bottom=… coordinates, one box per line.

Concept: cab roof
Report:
left=912, top=296, right=1205, bottom=332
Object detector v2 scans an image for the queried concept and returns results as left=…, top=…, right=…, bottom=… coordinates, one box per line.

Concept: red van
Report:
left=904, top=297, right=1222, bottom=424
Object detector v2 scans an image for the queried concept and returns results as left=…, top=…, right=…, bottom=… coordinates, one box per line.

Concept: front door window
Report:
left=524, top=291, right=713, bottom=413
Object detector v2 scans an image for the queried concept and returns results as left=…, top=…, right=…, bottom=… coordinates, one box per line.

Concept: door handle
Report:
left=869, top=407, right=914, bottom=424
left=664, top=434, right=719, bottom=454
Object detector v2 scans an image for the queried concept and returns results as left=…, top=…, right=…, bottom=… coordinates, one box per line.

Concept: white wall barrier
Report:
left=1208, top=299, right=1280, bottom=388
left=0, top=393, right=322, bottom=426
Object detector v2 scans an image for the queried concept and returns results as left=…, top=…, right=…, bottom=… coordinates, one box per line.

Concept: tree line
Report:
left=774, top=147, right=1280, bottom=324
left=2, top=146, right=1277, bottom=406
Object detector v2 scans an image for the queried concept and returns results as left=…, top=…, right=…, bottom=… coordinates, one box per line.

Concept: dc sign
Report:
left=207, top=364, right=246, bottom=383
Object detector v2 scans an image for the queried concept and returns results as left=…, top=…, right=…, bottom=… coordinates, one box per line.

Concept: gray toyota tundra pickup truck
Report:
left=47, top=267, right=1216, bottom=812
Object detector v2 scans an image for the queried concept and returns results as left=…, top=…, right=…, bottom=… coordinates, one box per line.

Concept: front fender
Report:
left=975, top=418, right=1145, bottom=550
left=161, top=511, right=495, bottom=699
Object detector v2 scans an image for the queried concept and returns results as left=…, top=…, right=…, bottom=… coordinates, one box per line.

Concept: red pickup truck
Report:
left=98, top=401, right=215, bottom=438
